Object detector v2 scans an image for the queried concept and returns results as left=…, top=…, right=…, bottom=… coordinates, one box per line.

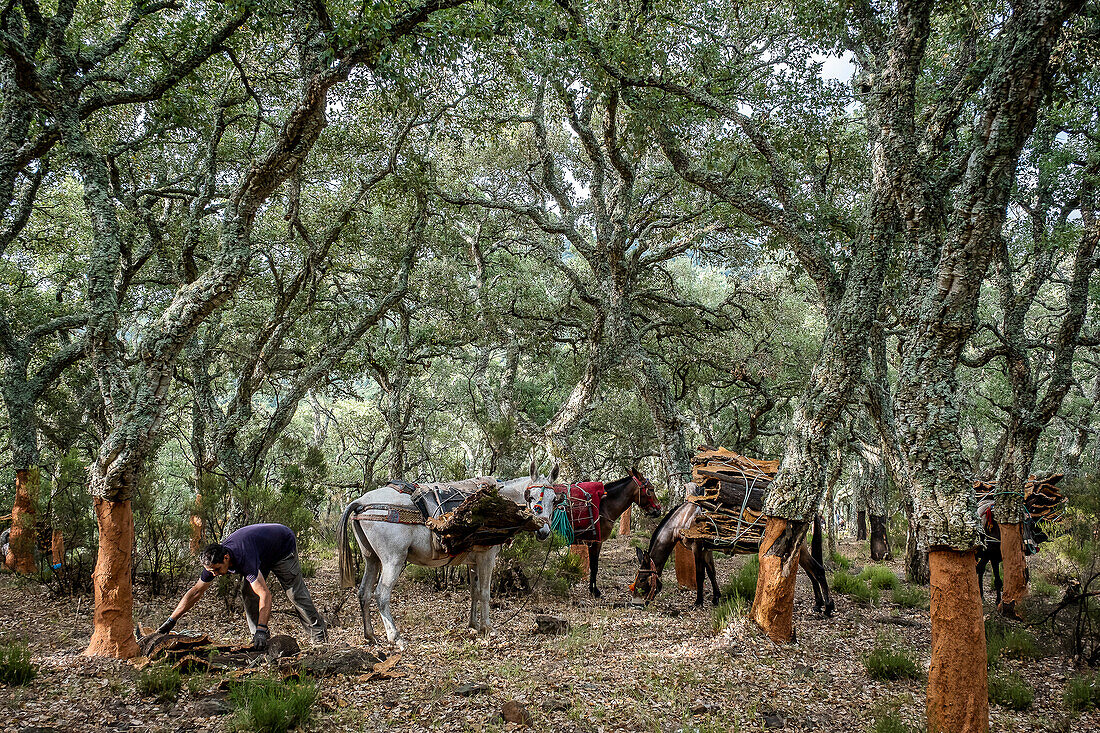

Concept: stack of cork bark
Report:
left=425, top=483, right=544, bottom=555
left=974, top=473, right=1067, bottom=523
left=681, top=446, right=779, bottom=552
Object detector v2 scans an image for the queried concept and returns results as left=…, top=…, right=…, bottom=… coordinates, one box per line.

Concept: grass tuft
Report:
left=985, top=618, right=1041, bottom=667
left=864, top=637, right=922, bottom=681
left=830, top=552, right=851, bottom=572
left=0, top=641, right=36, bottom=686
left=869, top=712, right=919, bottom=733
left=890, top=584, right=928, bottom=609
left=833, top=570, right=880, bottom=605
left=229, top=676, right=317, bottom=733
left=988, top=672, right=1033, bottom=710
left=136, top=665, right=181, bottom=702
left=1064, top=672, right=1100, bottom=712
left=858, top=565, right=900, bottom=591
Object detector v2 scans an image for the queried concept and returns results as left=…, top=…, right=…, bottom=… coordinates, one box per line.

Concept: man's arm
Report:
left=248, top=575, right=273, bottom=650
left=157, top=579, right=211, bottom=633
left=249, top=575, right=273, bottom=628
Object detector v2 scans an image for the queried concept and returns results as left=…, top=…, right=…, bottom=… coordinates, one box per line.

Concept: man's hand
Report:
left=252, top=626, right=270, bottom=651
left=156, top=617, right=177, bottom=635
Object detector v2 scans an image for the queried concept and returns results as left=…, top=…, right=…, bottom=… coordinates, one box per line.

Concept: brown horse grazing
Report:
left=569, top=469, right=662, bottom=598
left=631, top=502, right=834, bottom=615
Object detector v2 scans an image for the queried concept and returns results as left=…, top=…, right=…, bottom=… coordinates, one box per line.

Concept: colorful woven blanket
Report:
left=564, top=481, right=605, bottom=542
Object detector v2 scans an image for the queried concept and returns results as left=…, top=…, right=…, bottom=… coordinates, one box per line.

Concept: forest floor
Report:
left=0, top=535, right=1096, bottom=733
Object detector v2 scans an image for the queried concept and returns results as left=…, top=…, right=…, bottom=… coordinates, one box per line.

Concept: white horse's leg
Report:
left=375, top=551, right=408, bottom=650
left=467, top=564, right=479, bottom=630
left=474, top=548, right=500, bottom=634
left=359, top=555, right=381, bottom=643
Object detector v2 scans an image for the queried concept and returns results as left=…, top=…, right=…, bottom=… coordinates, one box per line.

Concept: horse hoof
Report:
left=591, top=587, right=602, bottom=599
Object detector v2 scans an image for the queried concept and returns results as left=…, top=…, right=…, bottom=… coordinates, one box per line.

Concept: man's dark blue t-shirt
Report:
left=199, top=524, right=297, bottom=584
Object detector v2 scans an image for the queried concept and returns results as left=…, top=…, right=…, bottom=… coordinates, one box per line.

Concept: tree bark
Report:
left=85, top=498, right=140, bottom=659
left=750, top=517, right=807, bottom=643
left=927, top=548, right=988, bottom=733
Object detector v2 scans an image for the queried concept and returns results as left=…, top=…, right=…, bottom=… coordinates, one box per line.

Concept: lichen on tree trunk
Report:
left=85, top=498, right=140, bottom=659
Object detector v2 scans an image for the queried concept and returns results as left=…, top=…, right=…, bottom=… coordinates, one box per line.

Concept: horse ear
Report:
left=635, top=547, right=645, bottom=563
left=529, top=458, right=537, bottom=482
left=549, top=463, right=560, bottom=484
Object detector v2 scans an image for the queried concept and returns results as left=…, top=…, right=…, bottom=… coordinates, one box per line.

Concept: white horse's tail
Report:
left=337, top=501, right=363, bottom=589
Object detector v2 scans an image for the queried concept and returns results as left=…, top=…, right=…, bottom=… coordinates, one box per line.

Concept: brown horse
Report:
left=557, top=470, right=662, bottom=598
left=631, top=502, right=834, bottom=614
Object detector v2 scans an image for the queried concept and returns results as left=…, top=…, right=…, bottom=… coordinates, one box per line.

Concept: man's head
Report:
left=199, top=543, right=232, bottom=576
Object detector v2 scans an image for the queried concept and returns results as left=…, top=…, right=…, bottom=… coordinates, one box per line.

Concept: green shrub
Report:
left=1064, top=672, right=1100, bottom=712
left=859, top=565, right=900, bottom=591
left=0, top=642, right=36, bottom=686
left=865, top=639, right=922, bottom=681
left=230, top=676, right=317, bottom=733
left=988, top=672, right=1033, bottom=710
left=298, top=556, right=318, bottom=578
left=830, top=552, right=851, bottom=572
left=890, top=584, right=928, bottom=609
left=137, top=665, right=181, bottom=702
left=833, top=570, right=880, bottom=604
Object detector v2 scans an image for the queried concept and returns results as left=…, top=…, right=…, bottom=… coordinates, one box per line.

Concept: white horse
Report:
left=337, top=462, right=561, bottom=649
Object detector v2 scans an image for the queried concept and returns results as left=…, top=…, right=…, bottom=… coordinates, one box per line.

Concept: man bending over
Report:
left=156, top=523, right=327, bottom=649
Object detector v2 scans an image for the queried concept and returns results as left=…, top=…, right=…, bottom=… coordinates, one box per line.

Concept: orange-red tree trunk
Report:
left=750, top=517, right=806, bottom=643
left=618, top=505, right=631, bottom=536
left=997, top=522, right=1027, bottom=617
left=4, top=468, right=38, bottom=574
left=928, top=548, right=988, bottom=733
left=85, top=498, right=139, bottom=658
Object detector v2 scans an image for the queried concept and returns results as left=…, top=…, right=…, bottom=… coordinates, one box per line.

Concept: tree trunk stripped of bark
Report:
left=751, top=517, right=808, bottom=643
left=928, top=548, right=988, bottom=733
left=51, top=529, right=64, bottom=567
left=997, top=522, right=1027, bottom=617
left=85, top=498, right=140, bottom=659
left=619, top=506, right=631, bottom=536
left=4, top=468, right=37, bottom=573
left=674, top=542, right=696, bottom=589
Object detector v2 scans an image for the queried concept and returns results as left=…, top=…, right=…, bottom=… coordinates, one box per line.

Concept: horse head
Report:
left=631, top=469, right=663, bottom=518
left=522, top=461, right=561, bottom=541
left=1023, top=513, right=1049, bottom=556
left=629, top=547, right=661, bottom=604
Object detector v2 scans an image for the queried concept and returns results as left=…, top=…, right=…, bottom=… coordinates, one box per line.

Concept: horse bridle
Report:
left=632, top=473, right=661, bottom=514
left=525, top=483, right=566, bottom=516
